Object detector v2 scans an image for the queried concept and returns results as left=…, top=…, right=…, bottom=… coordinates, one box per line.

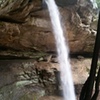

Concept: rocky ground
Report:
left=0, top=54, right=99, bottom=100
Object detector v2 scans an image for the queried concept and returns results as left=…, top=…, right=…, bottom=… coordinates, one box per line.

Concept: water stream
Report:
left=45, top=0, right=76, bottom=100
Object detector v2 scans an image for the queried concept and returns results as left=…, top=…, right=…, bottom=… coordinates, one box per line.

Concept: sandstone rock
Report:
left=39, top=96, right=63, bottom=100
left=0, top=1, right=99, bottom=100
left=0, top=58, right=94, bottom=100
left=0, top=8, right=96, bottom=55
left=0, top=58, right=92, bottom=86
left=0, top=81, right=45, bottom=100
left=0, top=0, right=97, bottom=56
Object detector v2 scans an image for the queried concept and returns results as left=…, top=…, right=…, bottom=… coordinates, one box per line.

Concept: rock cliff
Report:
left=0, top=0, right=98, bottom=58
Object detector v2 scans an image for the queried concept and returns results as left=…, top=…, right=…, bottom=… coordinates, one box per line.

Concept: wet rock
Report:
left=39, top=96, right=63, bottom=100
left=55, top=0, right=77, bottom=6
left=90, top=19, right=98, bottom=31
left=0, top=58, right=99, bottom=100
left=0, top=81, right=45, bottom=100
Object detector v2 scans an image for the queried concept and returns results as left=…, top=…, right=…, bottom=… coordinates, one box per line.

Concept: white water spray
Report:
left=45, top=0, right=76, bottom=100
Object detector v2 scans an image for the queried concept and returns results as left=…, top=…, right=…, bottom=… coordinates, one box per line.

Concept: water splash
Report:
left=45, top=0, right=76, bottom=100
left=90, top=0, right=98, bottom=9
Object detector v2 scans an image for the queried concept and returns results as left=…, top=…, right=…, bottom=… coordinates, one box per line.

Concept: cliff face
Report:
left=0, top=1, right=99, bottom=100
left=0, top=0, right=98, bottom=57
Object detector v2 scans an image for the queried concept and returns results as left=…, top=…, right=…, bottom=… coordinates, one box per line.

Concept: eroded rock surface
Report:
left=0, top=0, right=98, bottom=56
left=0, top=58, right=93, bottom=100
left=0, top=0, right=99, bottom=100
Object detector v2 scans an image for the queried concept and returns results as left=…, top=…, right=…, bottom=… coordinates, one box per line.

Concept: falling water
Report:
left=45, top=0, right=76, bottom=100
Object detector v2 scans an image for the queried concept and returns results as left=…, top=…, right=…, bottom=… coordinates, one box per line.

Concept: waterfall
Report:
left=90, top=0, right=98, bottom=9
left=45, top=0, right=76, bottom=100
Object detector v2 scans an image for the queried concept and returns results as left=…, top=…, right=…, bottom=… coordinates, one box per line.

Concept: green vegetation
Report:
left=96, top=0, right=100, bottom=8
